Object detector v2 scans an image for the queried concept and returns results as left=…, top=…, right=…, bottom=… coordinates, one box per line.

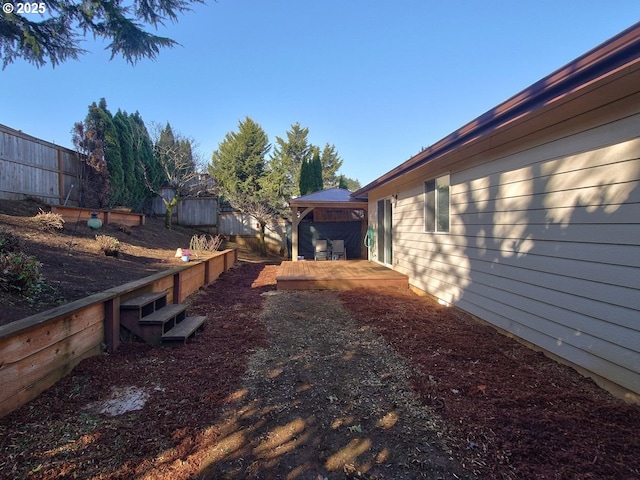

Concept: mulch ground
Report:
left=0, top=261, right=639, bottom=479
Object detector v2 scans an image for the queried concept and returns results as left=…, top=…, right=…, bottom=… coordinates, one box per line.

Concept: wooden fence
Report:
left=0, top=124, right=81, bottom=205
left=0, top=248, right=237, bottom=419
left=151, top=190, right=218, bottom=227
left=219, top=211, right=289, bottom=255
left=150, top=190, right=289, bottom=255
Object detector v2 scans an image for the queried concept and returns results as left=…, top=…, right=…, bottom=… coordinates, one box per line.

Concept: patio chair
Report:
left=331, top=239, right=346, bottom=260
left=314, top=239, right=329, bottom=261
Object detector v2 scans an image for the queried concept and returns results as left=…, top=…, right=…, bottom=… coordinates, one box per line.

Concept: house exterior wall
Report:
left=366, top=85, right=640, bottom=398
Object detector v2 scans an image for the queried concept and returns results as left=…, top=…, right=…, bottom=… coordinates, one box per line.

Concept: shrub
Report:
left=0, top=226, right=23, bottom=254
left=96, top=235, right=120, bottom=256
left=189, top=234, right=224, bottom=256
left=0, top=252, right=44, bottom=298
left=32, top=209, right=65, bottom=231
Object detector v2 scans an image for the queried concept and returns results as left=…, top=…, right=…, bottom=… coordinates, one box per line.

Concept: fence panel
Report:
left=178, top=197, right=218, bottom=226
left=218, top=210, right=259, bottom=235
left=0, top=124, right=81, bottom=205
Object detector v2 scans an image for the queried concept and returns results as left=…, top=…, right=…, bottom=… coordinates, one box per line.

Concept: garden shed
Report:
left=289, top=188, right=368, bottom=261
left=353, top=22, right=640, bottom=400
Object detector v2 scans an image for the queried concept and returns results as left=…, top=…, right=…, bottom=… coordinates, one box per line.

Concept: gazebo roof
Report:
left=289, top=188, right=367, bottom=209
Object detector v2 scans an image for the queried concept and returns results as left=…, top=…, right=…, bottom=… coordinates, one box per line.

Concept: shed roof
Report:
left=353, top=21, right=640, bottom=197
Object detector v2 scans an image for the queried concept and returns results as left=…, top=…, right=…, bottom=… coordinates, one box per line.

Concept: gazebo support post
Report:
left=292, top=206, right=314, bottom=261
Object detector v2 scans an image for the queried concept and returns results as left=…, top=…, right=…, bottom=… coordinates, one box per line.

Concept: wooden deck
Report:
left=276, top=260, right=409, bottom=290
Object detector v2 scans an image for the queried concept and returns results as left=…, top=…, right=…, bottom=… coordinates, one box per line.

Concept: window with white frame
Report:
left=424, top=174, right=450, bottom=232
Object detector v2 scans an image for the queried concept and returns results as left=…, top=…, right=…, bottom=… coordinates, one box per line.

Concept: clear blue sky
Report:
left=1, top=1, right=638, bottom=187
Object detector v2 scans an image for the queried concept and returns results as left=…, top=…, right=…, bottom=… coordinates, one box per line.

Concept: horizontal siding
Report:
left=395, top=228, right=640, bottom=268
left=397, top=238, right=640, bottom=313
left=454, top=112, right=640, bottom=186
left=455, top=294, right=640, bottom=394
left=379, top=110, right=640, bottom=395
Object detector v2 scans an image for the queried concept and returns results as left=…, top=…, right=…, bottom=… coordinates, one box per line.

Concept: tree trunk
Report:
left=164, top=196, right=178, bottom=229
left=258, top=223, right=267, bottom=257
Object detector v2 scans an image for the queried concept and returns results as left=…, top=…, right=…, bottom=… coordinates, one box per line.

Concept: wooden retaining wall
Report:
left=0, top=248, right=237, bottom=419
left=50, top=205, right=146, bottom=227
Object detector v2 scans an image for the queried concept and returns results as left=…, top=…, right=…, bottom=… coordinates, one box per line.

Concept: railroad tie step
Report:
left=162, top=316, right=207, bottom=346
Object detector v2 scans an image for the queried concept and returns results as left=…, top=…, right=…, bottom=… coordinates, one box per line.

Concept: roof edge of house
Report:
left=353, top=20, right=640, bottom=198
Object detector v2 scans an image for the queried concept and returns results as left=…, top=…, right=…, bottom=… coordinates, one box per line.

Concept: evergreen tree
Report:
left=148, top=122, right=199, bottom=228
left=128, top=111, right=160, bottom=208
left=113, top=110, right=136, bottom=206
left=268, top=122, right=312, bottom=199
left=298, top=158, right=311, bottom=196
left=1, top=0, right=203, bottom=68
left=84, top=98, right=125, bottom=206
left=310, top=148, right=324, bottom=193
left=298, top=149, right=323, bottom=196
left=74, top=98, right=124, bottom=207
left=155, top=122, right=176, bottom=184
left=71, top=121, right=109, bottom=209
left=209, top=117, right=278, bottom=256
left=209, top=117, right=269, bottom=197
left=341, top=176, right=362, bottom=192
left=319, top=143, right=343, bottom=188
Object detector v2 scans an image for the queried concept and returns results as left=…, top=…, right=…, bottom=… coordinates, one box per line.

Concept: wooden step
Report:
left=121, top=290, right=168, bottom=312
left=139, top=304, right=186, bottom=325
left=162, top=316, right=207, bottom=347
left=125, top=304, right=187, bottom=346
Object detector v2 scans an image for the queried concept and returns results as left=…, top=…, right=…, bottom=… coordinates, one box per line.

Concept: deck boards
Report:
left=276, top=260, right=409, bottom=290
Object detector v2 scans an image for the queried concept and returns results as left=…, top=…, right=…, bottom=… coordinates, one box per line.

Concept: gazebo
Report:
left=289, top=188, right=368, bottom=261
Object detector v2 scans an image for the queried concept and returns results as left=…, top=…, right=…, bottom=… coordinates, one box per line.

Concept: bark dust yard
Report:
left=1, top=200, right=640, bottom=479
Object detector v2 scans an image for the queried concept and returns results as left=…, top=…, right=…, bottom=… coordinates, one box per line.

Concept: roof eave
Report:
left=289, top=200, right=368, bottom=209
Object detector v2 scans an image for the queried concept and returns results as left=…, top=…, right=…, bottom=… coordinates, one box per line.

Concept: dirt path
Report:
left=199, top=290, right=471, bottom=479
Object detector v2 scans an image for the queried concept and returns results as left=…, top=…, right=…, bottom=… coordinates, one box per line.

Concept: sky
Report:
left=1, top=1, right=639, bottom=188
